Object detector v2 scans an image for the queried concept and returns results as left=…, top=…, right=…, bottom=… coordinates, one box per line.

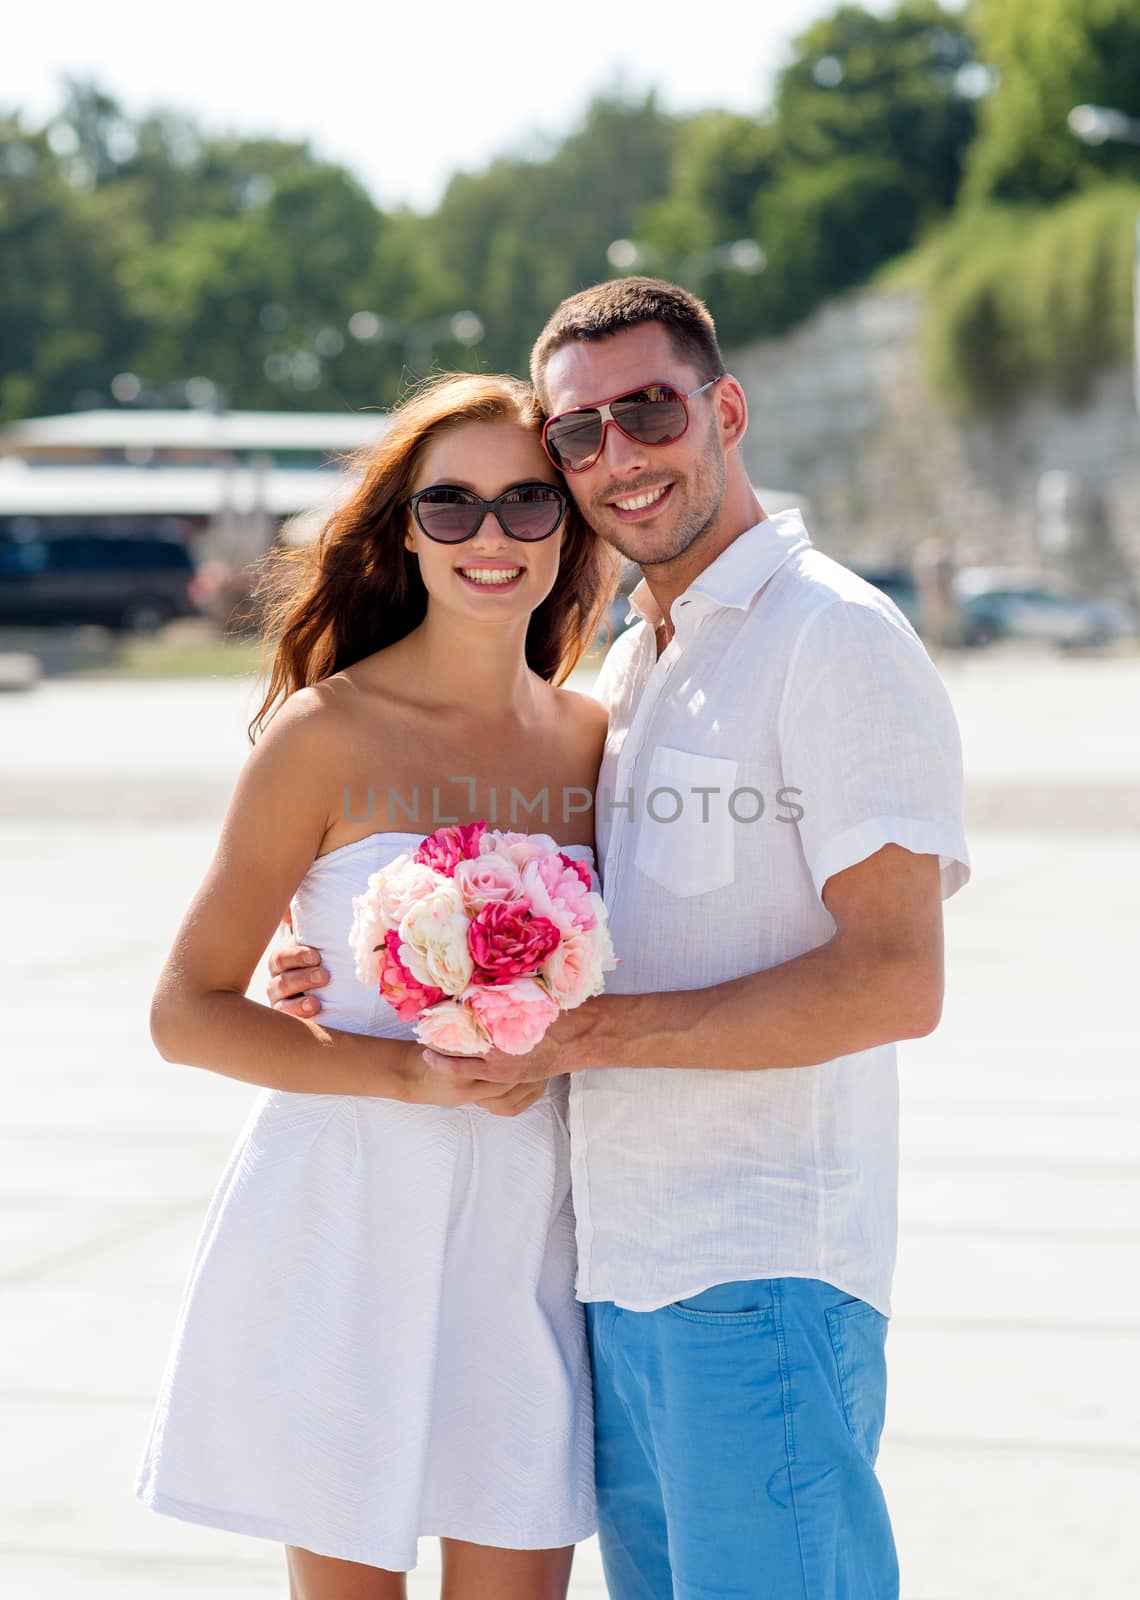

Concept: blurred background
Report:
left=2, top=2, right=1138, bottom=1597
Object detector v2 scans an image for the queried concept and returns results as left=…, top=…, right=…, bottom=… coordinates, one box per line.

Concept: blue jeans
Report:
left=586, top=1278, right=899, bottom=1599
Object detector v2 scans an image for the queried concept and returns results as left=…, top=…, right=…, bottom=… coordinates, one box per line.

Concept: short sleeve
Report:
left=778, top=599, right=971, bottom=903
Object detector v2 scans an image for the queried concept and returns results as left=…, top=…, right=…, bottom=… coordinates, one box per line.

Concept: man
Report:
left=269, top=279, right=970, bottom=1598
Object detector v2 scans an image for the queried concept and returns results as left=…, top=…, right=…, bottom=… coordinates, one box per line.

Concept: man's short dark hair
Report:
left=530, top=277, right=726, bottom=408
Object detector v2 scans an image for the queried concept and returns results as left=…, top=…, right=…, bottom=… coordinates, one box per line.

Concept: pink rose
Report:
left=415, top=821, right=487, bottom=876
left=377, top=930, right=446, bottom=1021
left=520, top=854, right=598, bottom=936
left=453, top=852, right=525, bottom=912
left=467, top=900, right=561, bottom=985
left=466, top=977, right=560, bottom=1055
left=479, top=830, right=558, bottom=870
left=540, top=927, right=611, bottom=1010
left=416, top=1000, right=491, bottom=1056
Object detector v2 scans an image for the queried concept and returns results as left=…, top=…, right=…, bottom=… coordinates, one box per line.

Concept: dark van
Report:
left=0, top=533, right=199, bottom=632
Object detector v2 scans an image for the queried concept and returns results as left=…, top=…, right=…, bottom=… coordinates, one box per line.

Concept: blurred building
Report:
left=0, top=410, right=388, bottom=562
left=731, top=288, right=1140, bottom=609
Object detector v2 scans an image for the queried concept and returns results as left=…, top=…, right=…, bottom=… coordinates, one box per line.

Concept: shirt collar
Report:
left=625, top=508, right=813, bottom=627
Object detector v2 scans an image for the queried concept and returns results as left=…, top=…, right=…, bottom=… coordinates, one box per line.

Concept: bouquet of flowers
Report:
left=349, top=822, right=616, bottom=1056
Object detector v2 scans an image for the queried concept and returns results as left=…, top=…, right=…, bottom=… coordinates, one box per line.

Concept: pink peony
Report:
left=349, top=855, right=442, bottom=984
left=348, top=887, right=391, bottom=987
left=377, top=930, right=446, bottom=1021
left=452, top=851, right=525, bottom=913
left=540, top=926, right=614, bottom=1010
left=414, top=822, right=487, bottom=876
left=466, top=976, right=561, bottom=1055
left=468, top=900, right=561, bottom=985
left=520, top=854, right=599, bottom=936
left=417, top=1000, right=491, bottom=1056
left=479, top=830, right=558, bottom=871
left=559, top=852, right=594, bottom=891
left=377, top=856, right=444, bottom=928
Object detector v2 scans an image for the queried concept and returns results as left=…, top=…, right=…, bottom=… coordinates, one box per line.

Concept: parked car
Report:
left=0, top=533, right=200, bottom=632
left=848, top=564, right=922, bottom=631
left=953, top=568, right=1137, bottom=649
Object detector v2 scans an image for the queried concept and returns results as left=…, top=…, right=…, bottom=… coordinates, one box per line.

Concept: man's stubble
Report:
left=589, top=417, right=728, bottom=578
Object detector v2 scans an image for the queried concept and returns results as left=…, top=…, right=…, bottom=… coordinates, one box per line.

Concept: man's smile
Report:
left=606, top=482, right=676, bottom=522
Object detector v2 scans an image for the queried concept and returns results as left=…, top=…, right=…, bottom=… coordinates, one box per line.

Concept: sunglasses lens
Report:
left=611, top=385, right=689, bottom=445
left=414, top=489, right=479, bottom=542
left=499, top=485, right=565, bottom=540
left=545, top=412, right=604, bottom=473
left=545, top=384, right=690, bottom=471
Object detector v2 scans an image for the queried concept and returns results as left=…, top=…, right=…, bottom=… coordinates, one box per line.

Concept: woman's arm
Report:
left=149, top=688, right=536, bottom=1113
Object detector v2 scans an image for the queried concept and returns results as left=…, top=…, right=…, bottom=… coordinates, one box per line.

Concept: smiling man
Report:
left=270, top=278, right=971, bottom=1599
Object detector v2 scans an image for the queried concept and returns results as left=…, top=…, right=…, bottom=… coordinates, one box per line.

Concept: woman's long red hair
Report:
left=247, top=372, right=620, bottom=741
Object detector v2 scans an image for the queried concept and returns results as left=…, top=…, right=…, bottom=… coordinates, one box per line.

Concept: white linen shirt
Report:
left=572, top=508, right=970, bottom=1317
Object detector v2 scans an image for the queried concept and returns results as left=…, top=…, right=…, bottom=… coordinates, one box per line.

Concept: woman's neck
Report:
left=394, top=611, right=543, bottom=720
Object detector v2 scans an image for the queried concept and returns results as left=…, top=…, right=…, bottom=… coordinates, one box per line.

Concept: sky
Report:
left=2, top=0, right=898, bottom=212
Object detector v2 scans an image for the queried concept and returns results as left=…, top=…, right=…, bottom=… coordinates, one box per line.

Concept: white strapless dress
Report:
left=134, top=831, right=597, bottom=1572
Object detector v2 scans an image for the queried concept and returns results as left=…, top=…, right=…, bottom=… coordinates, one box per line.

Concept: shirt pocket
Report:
left=633, top=745, right=739, bottom=898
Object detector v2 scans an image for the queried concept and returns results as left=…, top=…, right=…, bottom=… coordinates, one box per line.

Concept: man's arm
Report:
left=424, top=842, right=944, bottom=1083
left=581, top=841, right=944, bottom=1071
left=267, top=904, right=328, bottom=1018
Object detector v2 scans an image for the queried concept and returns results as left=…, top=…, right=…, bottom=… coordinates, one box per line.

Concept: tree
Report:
left=630, top=3, right=979, bottom=347
left=755, top=155, right=925, bottom=333
left=426, top=93, right=678, bottom=374
left=0, top=110, right=139, bottom=420
left=123, top=151, right=386, bottom=410
left=775, top=1, right=978, bottom=211
left=966, top=0, right=1140, bottom=205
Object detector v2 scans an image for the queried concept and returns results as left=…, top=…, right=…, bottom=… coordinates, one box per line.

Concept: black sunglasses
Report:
left=407, top=480, right=568, bottom=544
left=541, top=376, right=724, bottom=473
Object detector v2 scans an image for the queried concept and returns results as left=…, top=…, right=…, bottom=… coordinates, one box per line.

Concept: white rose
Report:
left=416, top=1000, right=490, bottom=1057
left=398, top=884, right=474, bottom=996
left=349, top=889, right=389, bottom=986
left=541, top=929, right=607, bottom=1010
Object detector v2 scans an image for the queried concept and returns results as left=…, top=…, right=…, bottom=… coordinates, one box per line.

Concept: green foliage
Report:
left=0, top=1, right=1137, bottom=427
left=635, top=1, right=976, bottom=347
left=966, top=0, right=1140, bottom=205
left=920, top=186, right=1140, bottom=410
left=775, top=0, right=977, bottom=208
left=425, top=93, right=678, bottom=375
left=754, top=156, right=925, bottom=333
left=0, top=107, right=141, bottom=420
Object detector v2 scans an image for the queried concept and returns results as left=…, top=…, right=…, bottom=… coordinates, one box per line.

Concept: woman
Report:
left=135, top=373, right=620, bottom=1600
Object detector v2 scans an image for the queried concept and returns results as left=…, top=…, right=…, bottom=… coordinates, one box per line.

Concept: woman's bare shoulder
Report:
left=250, top=681, right=351, bottom=763
left=261, top=662, right=401, bottom=741
left=551, top=682, right=609, bottom=740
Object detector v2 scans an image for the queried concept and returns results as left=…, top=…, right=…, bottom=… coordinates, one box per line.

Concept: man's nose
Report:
left=597, top=418, right=650, bottom=474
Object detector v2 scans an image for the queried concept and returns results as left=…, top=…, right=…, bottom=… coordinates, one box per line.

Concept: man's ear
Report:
left=717, top=374, right=748, bottom=452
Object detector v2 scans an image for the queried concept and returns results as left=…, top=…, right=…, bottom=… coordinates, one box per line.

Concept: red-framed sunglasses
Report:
left=541, top=376, right=724, bottom=474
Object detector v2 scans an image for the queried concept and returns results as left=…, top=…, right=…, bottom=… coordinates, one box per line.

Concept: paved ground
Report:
left=1, top=644, right=1137, bottom=830
left=2, top=647, right=1138, bottom=1597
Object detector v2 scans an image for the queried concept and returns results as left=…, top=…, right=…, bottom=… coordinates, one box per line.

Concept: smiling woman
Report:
left=133, top=369, right=620, bottom=1597
left=248, top=372, right=619, bottom=741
